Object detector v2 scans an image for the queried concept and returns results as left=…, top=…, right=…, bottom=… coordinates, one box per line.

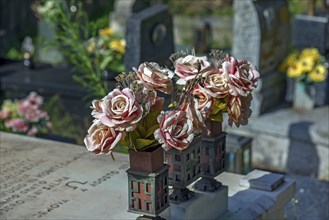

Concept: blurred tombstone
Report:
left=124, top=4, right=174, bottom=72
left=291, top=0, right=329, bottom=55
left=292, top=14, right=329, bottom=55
left=37, top=21, right=64, bottom=65
left=232, top=0, right=290, bottom=115
left=109, top=0, right=151, bottom=36
left=193, top=21, right=212, bottom=54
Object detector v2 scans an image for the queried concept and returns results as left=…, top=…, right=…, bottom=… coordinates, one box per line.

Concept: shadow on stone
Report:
left=286, top=122, right=319, bottom=178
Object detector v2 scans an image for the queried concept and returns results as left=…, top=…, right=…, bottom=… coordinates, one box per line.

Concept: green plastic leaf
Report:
left=208, top=112, right=223, bottom=122
left=145, top=124, right=159, bottom=138
left=135, top=139, right=156, bottom=151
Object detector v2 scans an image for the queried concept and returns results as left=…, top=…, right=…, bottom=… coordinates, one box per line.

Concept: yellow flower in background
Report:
left=280, top=47, right=327, bottom=83
left=99, top=27, right=113, bottom=37
left=299, top=56, right=315, bottom=72
left=300, top=48, right=321, bottom=62
left=110, top=39, right=126, bottom=54
left=308, top=65, right=328, bottom=82
left=287, top=62, right=304, bottom=78
left=87, top=41, right=96, bottom=53
left=279, top=52, right=299, bottom=72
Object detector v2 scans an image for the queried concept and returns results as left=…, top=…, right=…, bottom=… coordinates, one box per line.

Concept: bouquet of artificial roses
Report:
left=0, top=92, right=51, bottom=136
left=84, top=50, right=260, bottom=157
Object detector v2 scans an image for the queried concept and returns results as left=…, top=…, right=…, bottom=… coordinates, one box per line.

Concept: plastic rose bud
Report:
left=174, top=55, right=211, bottom=85
left=204, top=68, right=230, bottom=98
left=100, top=88, right=143, bottom=132
left=91, top=99, right=104, bottom=119
left=133, top=62, right=174, bottom=94
left=84, top=120, right=124, bottom=155
left=154, top=110, right=194, bottom=151
left=227, top=94, right=252, bottom=127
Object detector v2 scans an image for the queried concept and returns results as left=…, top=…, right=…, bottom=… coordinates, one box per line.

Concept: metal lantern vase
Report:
left=164, top=134, right=202, bottom=203
left=127, top=146, right=169, bottom=219
left=194, top=120, right=226, bottom=192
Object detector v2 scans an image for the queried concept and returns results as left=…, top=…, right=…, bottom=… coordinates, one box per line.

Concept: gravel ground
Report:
left=284, top=174, right=329, bottom=220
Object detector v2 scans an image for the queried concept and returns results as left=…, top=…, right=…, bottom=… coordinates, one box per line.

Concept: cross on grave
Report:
left=132, top=182, right=152, bottom=212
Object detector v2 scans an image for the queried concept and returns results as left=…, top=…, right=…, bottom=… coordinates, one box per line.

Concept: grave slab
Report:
left=224, top=106, right=329, bottom=180
left=0, top=132, right=295, bottom=219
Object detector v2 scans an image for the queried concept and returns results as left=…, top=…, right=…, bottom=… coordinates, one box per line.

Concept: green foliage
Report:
left=35, top=0, right=123, bottom=99
left=5, top=48, right=23, bottom=60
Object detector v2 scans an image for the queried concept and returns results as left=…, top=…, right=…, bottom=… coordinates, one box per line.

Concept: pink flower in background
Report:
left=100, top=88, right=143, bottom=132
left=27, top=127, right=39, bottom=136
left=84, top=119, right=124, bottom=155
left=0, top=92, right=51, bottom=136
left=0, top=109, right=11, bottom=120
left=174, top=55, right=211, bottom=84
left=154, top=110, right=194, bottom=151
left=6, top=118, right=29, bottom=133
left=134, top=62, right=174, bottom=94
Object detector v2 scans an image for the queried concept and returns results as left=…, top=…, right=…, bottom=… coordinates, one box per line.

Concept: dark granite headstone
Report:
left=124, top=4, right=174, bottom=72
left=292, top=13, right=329, bottom=55
left=232, top=0, right=290, bottom=115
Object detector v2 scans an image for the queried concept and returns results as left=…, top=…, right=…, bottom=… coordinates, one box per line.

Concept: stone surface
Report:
left=232, top=0, right=290, bottom=115
left=124, top=4, right=174, bottom=72
left=284, top=174, right=329, bottom=220
left=0, top=132, right=136, bottom=219
left=160, top=186, right=228, bottom=220
left=240, top=170, right=285, bottom=192
left=216, top=172, right=296, bottom=220
left=224, top=106, right=329, bottom=180
left=0, top=132, right=299, bottom=220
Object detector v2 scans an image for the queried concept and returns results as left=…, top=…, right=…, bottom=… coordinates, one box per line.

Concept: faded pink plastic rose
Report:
left=227, top=94, right=252, bottom=127
left=204, top=68, right=230, bottom=98
left=223, top=55, right=260, bottom=96
left=99, top=88, right=143, bottom=132
left=192, top=85, right=214, bottom=118
left=174, top=55, right=211, bottom=84
left=178, top=97, right=204, bottom=135
left=134, top=62, right=173, bottom=94
left=84, top=120, right=124, bottom=155
left=154, top=110, right=194, bottom=151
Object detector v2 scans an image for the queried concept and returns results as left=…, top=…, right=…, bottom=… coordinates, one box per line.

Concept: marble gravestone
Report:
left=232, top=0, right=290, bottom=115
left=124, top=4, right=174, bottom=72
left=0, top=132, right=296, bottom=219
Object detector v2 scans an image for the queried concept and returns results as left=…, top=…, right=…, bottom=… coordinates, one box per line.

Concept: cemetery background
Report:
left=0, top=0, right=328, bottom=219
